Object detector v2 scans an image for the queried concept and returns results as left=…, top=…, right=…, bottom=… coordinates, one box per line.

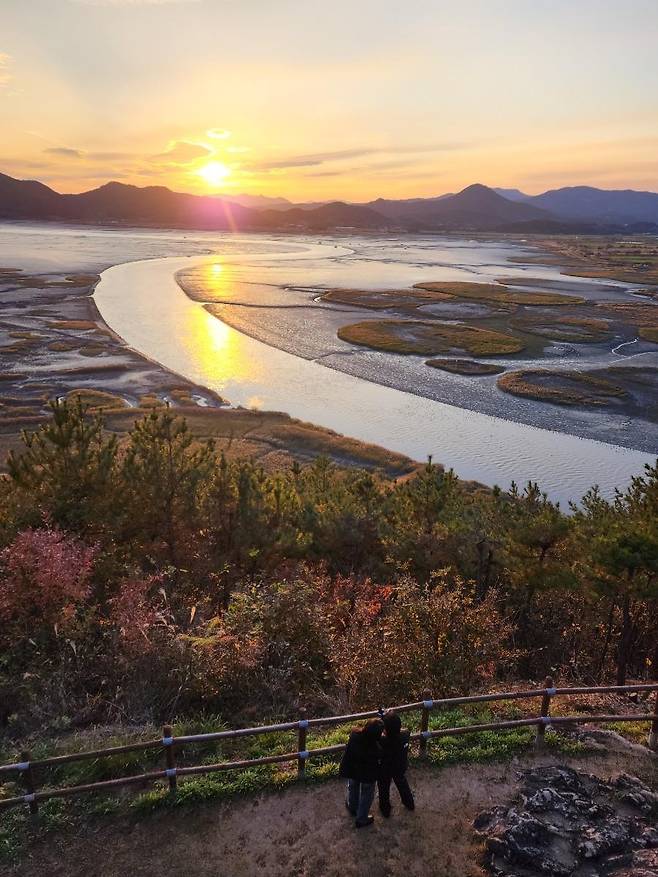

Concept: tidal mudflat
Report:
left=89, top=237, right=654, bottom=504
left=175, top=235, right=658, bottom=454
left=0, top=223, right=654, bottom=502
left=0, top=224, right=416, bottom=477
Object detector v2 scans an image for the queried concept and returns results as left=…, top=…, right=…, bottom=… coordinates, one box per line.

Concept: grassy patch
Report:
left=414, top=281, right=585, bottom=306
left=498, top=369, right=627, bottom=407
left=426, top=359, right=505, bottom=376
left=168, top=388, right=195, bottom=404
left=65, top=389, right=128, bottom=410
left=639, top=326, right=658, bottom=343
left=322, top=288, right=455, bottom=309
left=47, top=320, right=97, bottom=331
left=8, top=331, right=42, bottom=340
left=47, top=340, right=79, bottom=352
left=338, top=320, right=524, bottom=356
left=509, top=316, right=612, bottom=343
left=596, top=301, right=658, bottom=328
left=78, top=344, right=107, bottom=357
left=529, top=237, right=658, bottom=285
left=608, top=720, right=651, bottom=744
left=267, top=422, right=418, bottom=476
left=0, top=339, right=42, bottom=354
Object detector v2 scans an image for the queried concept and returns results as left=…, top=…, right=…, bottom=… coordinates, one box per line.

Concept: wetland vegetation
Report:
left=337, top=320, right=524, bottom=356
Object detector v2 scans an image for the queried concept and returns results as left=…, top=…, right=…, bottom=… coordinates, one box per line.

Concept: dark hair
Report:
left=356, top=718, right=384, bottom=741
left=383, top=711, right=402, bottom=736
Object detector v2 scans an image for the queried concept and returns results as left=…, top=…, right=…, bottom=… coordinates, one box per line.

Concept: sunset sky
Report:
left=2, top=0, right=658, bottom=202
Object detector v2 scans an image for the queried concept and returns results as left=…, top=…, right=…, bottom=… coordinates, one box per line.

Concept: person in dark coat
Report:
left=377, top=711, right=415, bottom=817
left=338, top=717, right=384, bottom=827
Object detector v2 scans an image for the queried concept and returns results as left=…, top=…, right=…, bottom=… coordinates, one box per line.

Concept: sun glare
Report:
left=198, top=161, right=231, bottom=188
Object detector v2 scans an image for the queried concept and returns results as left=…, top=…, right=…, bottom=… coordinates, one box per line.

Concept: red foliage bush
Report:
left=0, top=527, right=96, bottom=629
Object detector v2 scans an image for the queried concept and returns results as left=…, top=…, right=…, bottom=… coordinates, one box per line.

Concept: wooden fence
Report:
left=1, top=679, right=657, bottom=815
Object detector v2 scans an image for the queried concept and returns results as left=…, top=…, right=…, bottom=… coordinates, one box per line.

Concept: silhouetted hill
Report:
left=493, top=187, right=531, bottom=202
left=0, top=172, right=63, bottom=218
left=434, top=183, right=549, bottom=226
left=2, top=172, right=658, bottom=233
left=365, top=184, right=549, bottom=229
left=227, top=193, right=294, bottom=210
left=253, top=201, right=390, bottom=230
left=68, top=181, right=260, bottom=227
left=0, top=174, right=386, bottom=231
left=527, top=186, right=658, bottom=225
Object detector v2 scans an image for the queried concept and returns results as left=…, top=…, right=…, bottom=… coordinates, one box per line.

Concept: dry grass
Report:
left=596, top=301, right=658, bottom=328
left=65, top=390, right=129, bottom=411
left=78, top=344, right=107, bottom=357
left=322, top=288, right=454, bottom=309
left=0, top=339, right=41, bottom=354
left=98, top=407, right=419, bottom=478
left=414, top=281, right=585, bottom=306
left=426, top=359, right=505, bottom=376
left=47, top=320, right=98, bottom=331
left=168, top=388, right=195, bottom=404
left=497, top=369, right=628, bottom=407
left=338, top=320, right=524, bottom=356
left=8, top=331, right=42, bottom=340
left=529, top=237, right=658, bottom=285
left=48, top=340, right=79, bottom=352
left=509, top=316, right=612, bottom=343
left=639, top=327, right=658, bottom=343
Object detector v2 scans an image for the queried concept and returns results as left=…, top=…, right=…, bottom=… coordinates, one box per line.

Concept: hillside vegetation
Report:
left=0, top=400, right=655, bottom=741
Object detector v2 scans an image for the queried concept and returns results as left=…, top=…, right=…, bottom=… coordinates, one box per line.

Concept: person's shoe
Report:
left=345, top=802, right=357, bottom=817
left=403, top=800, right=415, bottom=811
left=379, top=803, right=392, bottom=818
left=355, top=815, right=374, bottom=828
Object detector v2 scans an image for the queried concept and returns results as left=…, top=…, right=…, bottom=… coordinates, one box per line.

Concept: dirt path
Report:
left=12, top=736, right=656, bottom=877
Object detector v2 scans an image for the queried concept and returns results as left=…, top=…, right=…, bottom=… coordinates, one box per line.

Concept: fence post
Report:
left=419, top=689, right=433, bottom=757
left=297, top=708, right=308, bottom=779
left=19, top=750, right=38, bottom=815
left=535, top=676, right=554, bottom=750
left=162, top=724, right=177, bottom=794
left=648, top=689, right=658, bottom=751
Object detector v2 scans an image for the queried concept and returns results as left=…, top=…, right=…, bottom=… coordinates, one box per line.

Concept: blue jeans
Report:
left=347, top=779, right=376, bottom=823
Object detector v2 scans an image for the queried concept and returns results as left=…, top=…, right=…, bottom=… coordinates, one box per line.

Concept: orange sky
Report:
left=1, top=0, right=658, bottom=201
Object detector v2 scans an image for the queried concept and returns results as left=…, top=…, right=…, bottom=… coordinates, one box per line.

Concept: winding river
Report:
left=93, top=246, right=655, bottom=506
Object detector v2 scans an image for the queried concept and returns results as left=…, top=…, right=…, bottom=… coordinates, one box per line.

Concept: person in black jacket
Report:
left=338, top=717, right=384, bottom=828
left=377, top=711, right=415, bottom=817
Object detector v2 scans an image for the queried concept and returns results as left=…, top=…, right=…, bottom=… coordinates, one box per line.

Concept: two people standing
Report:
left=339, top=711, right=415, bottom=828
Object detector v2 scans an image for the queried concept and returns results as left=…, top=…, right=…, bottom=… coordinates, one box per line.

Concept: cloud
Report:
left=245, top=143, right=469, bottom=173
left=44, top=147, right=84, bottom=158
left=87, top=150, right=141, bottom=160
left=247, top=148, right=378, bottom=172
left=154, top=140, right=212, bottom=164
left=0, top=53, right=11, bottom=88
left=207, top=128, right=231, bottom=140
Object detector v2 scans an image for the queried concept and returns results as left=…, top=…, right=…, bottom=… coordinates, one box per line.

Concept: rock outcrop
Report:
left=475, top=766, right=658, bottom=876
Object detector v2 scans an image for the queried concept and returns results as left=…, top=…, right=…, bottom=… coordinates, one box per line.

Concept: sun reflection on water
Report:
left=186, top=260, right=244, bottom=302
left=183, top=292, right=265, bottom=390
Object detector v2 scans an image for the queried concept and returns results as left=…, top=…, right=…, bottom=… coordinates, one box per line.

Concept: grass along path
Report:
left=3, top=728, right=655, bottom=877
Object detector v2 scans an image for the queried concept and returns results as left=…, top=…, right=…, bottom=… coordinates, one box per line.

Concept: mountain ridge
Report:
left=2, top=172, right=658, bottom=233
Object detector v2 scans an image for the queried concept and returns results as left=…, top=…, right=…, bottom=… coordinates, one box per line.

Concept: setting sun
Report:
left=197, top=161, right=231, bottom=188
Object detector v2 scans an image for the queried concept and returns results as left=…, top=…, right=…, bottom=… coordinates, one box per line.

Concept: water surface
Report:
left=94, top=250, right=654, bottom=506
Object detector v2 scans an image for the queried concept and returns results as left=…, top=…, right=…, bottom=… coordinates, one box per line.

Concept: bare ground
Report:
left=11, top=734, right=656, bottom=877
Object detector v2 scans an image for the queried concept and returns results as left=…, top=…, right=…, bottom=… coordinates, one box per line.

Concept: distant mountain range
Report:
left=2, top=172, right=658, bottom=234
